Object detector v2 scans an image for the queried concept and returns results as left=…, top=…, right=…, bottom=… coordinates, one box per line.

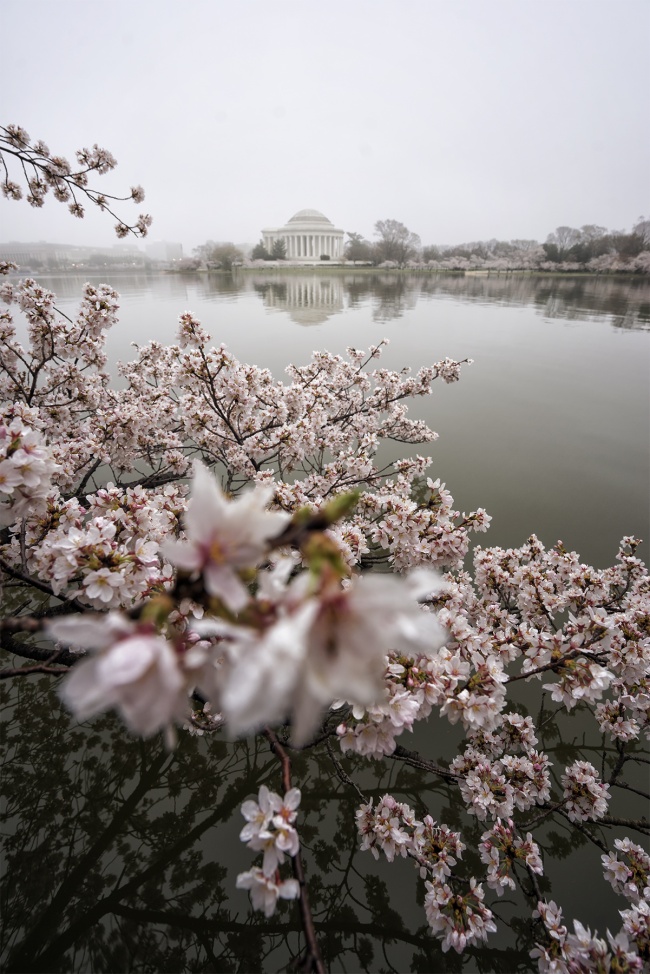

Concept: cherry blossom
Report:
left=602, top=839, right=650, bottom=903
left=47, top=613, right=209, bottom=736
left=240, top=785, right=279, bottom=842
left=561, top=760, right=610, bottom=823
left=163, top=460, right=289, bottom=612
left=0, top=125, right=151, bottom=238
left=237, top=786, right=301, bottom=912
left=424, top=878, right=496, bottom=954
left=0, top=405, right=60, bottom=524
left=479, top=820, right=543, bottom=896
left=235, top=868, right=300, bottom=918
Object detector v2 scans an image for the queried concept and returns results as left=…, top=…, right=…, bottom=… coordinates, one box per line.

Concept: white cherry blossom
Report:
left=48, top=613, right=194, bottom=736
left=163, top=461, right=289, bottom=612
left=235, top=868, right=299, bottom=917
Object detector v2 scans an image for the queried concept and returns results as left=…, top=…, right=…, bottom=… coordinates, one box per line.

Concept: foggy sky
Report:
left=1, top=0, right=648, bottom=253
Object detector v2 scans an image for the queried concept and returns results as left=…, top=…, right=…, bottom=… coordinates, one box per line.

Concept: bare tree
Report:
left=551, top=226, right=581, bottom=250
left=510, top=239, right=540, bottom=252
left=193, top=241, right=244, bottom=270
left=374, top=219, right=421, bottom=266
left=633, top=216, right=650, bottom=245
left=344, top=232, right=375, bottom=263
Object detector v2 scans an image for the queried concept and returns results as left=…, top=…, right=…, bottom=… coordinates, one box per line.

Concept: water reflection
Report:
left=253, top=275, right=345, bottom=326
left=32, top=270, right=650, bottom=331
left=243, top=271, right=650, bottom=331
left=2, top=678, right=485, bottom=973
left=415, top=272, right=650, bottom=329
left=4, top=670, right=644, bottom=972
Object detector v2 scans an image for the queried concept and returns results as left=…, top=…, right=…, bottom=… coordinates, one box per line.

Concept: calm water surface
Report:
left=40, top=269, right=650, bottom=567
left=2, top=272, right=649, bottom=973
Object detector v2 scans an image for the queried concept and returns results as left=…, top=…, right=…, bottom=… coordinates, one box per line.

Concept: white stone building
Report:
left=262, top=209, right=344, bottom=261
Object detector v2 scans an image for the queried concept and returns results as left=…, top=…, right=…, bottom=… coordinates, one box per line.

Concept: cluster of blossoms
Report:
left=0, top=125, right=151, bottom=237
left=424, top=879, right=497, bottom=955
left=620, top=901, right=650, bottom=967
left=2, top=480, right=185, bottom=608
left=561, top=760, right=610, bottom=823
left=1, top=277, right=487, bottom=576
left=34, top=461, right=446, bottom=746
left=0, top=253, right=648, bottom=966
left=602, top=839, right=650, bottom=904
left=236, top=785, right=301, bottom=917
left=0, top=403, right=59, bottom=524
left=356, top=795, right=497, bottom=953
left=479, top=820, right=543, bottom=895
left=531, top=899, right=647, bottom=972
left=452, top=744, right=552, bottom=820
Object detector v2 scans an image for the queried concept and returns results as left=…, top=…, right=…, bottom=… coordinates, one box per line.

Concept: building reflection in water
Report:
left=252, top=275, right=345, bottom=326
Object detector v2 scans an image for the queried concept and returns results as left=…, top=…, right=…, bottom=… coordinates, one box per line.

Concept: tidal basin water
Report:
left=2, top=271, right=649, bottom=973
left=36, top=269, right=650, bottom=568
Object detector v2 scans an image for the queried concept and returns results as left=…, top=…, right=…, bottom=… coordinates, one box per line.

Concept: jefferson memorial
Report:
left=261, top=209, right=345, bottom=261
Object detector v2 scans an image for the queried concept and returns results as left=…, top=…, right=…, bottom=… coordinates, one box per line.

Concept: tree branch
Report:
left=264, top=727, right=325, bottom=974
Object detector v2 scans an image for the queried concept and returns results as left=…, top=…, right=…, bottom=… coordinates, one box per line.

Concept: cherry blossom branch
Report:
left=610, top=780, right=650, bottom=801
left=0, top=662, right=68, bottom=679
left=390, top=743, right=461, bottom=781
left=597, top=816, right=650, bottom=835
left=325, top=737, right=367, bottom=802
left=525, top=863, right=544, bottom=902
left=1, top=124, right=152, bottom=238
left=0, top=614, right=44, bottom=634
left=263, top=728, right=325, bottom=974
left=73, top=457, right=103, bottom=499
left=521, top=798, right=569, bottom=830
left=0, top=627, right=81, bottom=667
left=555, top=812, right=610, bottom=853
left=505, top=647, right=606, bottom=683
left=0, top=557, right=86, bottom=609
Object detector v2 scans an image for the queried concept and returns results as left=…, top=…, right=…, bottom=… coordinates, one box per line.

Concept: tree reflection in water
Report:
left=5, top=670, right=647, bottom=973
left=1, top=674, right=542, bottom=973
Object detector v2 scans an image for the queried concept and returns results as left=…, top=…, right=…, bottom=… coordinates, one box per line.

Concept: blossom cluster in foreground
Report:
left=236, top=785, right=301, bottom=917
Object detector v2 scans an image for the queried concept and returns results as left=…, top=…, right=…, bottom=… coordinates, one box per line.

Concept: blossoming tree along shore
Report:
left=0, top=130, right=648, bottom=973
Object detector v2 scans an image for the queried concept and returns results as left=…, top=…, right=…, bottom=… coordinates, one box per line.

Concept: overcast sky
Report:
left=1, top=0, right=648, bottom=252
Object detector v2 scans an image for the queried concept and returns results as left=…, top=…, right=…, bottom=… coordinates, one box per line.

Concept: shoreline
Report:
left=5, top=265, right=648, bottom=280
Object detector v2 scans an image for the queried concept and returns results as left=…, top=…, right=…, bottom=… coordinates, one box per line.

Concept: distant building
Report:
left=262, top=209, right=344, bottom=261
left=0, top=241, right=87, bottom=267
left=0, top=240, right=146, bottom=271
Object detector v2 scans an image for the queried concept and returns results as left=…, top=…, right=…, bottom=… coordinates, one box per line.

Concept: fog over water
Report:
left=1, top=0, right=649, bottom=253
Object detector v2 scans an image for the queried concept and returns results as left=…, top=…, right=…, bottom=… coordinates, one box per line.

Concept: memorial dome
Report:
left=288, top=209, right=333, bottom=225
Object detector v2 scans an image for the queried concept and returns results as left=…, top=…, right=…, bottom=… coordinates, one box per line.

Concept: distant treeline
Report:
left=421, top=221, right=650, bottom=270
left=190, top=218, right=650, bottom=275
